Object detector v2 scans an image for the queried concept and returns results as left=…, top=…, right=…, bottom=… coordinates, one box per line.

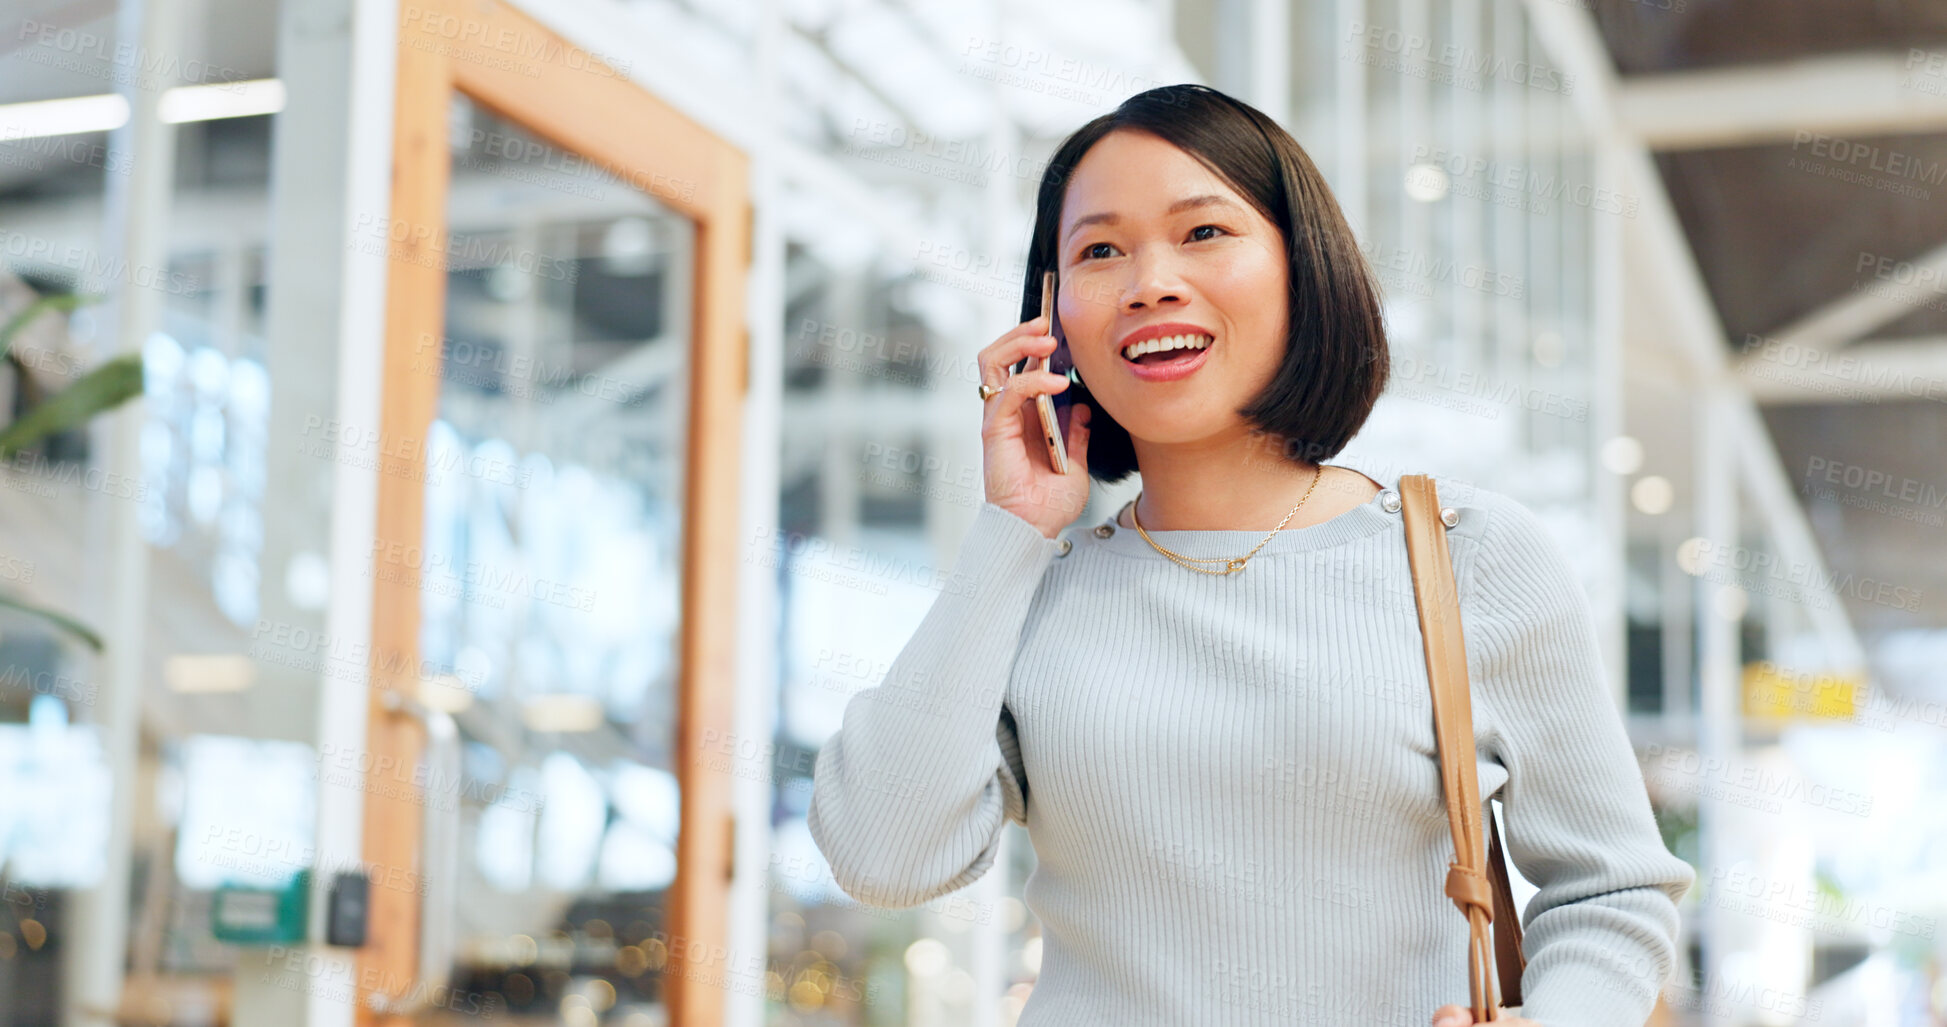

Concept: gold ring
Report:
left=978, top=382, right=1002, bottom=401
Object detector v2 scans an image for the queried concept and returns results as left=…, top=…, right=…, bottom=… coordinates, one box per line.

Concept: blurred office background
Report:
left=2, top=0, right=1945, bottom=1024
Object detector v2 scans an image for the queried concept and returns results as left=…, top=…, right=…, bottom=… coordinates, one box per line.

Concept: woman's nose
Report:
left=1118, top=251, right=1188, bottom=310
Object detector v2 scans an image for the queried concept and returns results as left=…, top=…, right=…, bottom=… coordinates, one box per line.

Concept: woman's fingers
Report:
left=974, top=313, right=1090, bottom=534
left=975, top=316, right=1055, bottom=390
left=984, top=370, right=1070, bottom=429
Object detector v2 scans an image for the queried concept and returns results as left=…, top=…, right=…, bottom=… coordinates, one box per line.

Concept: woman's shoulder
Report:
left=1417, top=472, right=1527, bottom=542
left=1418, top=473, right=1590, bottom=612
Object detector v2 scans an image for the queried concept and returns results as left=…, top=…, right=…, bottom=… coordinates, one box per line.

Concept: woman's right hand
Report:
left=976, top=314, right=1093, bottom=539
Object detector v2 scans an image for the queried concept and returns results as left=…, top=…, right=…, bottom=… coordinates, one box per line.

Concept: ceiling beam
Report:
left=1519, top=0, right=1867, bottom=673
left=1521, top=0, right=1731, bottom=379
left=1616, top=52, right=1947, bottom=151
left=1735, top=335, right=1947, bottom=404
left=1750, top=238, right=1947, bottom=352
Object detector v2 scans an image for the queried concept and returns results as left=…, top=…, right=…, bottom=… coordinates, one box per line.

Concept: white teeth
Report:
left=1123, top=333, right=1214, bottom=361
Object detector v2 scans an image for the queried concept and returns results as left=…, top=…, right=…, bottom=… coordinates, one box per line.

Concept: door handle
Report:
left=367, top=688, right=461, bottom=1016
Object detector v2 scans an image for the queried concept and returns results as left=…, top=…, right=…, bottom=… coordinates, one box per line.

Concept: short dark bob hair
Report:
left=1020, top=82, right=1389, bottom=485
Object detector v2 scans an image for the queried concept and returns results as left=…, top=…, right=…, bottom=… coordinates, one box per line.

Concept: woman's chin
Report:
left=1119, top=416, right=1244, bottom=449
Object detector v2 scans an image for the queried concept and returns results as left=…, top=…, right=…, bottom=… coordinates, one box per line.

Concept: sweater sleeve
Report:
left=1463, top=496, right=1697, bottom=1027
left=807, top=500, right=1060, bottom=908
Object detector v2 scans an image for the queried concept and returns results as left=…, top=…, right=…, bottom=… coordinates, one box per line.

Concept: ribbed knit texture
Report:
left=808, top=464, right=1696, bottom=1027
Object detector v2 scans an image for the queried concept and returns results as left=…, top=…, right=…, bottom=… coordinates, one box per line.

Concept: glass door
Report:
left=414, top=100, right=693, bottom=1026
left=362, top=4, right=749, bottom=1025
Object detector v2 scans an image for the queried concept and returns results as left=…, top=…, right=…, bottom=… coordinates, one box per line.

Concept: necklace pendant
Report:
left=1225, top=557, right=1247, bottom=574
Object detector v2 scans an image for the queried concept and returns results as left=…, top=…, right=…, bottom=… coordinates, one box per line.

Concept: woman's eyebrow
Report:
left=1062, top=194, right=1242, bottom=243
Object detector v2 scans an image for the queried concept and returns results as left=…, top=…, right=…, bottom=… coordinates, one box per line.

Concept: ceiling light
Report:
left=1631, top=474, right=1673, bottom=515
left=0, top=78, right=285, bottom=142
left=1601, top=435, right=1643, bottom=475
left=165, top=654, right=254, bottom=693
left=159, top=79, right=286, bottom=124
left=418, top=674, right=475, bottom=714
left=522, top=694, right=604, bottom=733
left=600, top=217, right=658, bottom=276
left=1403, top=162, right=1449, bottom=203
left=1676, top=537, right=1710, bottom=576
left=0, top=94, right=129, bottom=140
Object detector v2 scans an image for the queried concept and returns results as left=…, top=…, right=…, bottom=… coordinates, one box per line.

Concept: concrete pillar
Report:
left=65, top=0, right=181, bottom=1020
left=233, top=0, right=398, bottom=1024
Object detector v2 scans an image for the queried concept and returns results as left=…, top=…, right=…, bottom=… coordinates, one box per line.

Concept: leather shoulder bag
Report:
left=1398, top=473, right=1527, bottom=1022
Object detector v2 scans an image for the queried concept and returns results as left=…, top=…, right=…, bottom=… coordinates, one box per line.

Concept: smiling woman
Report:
left=1026, top=84, right=1389, bottom=501
left=809, top=82, right=1694, bottom=1027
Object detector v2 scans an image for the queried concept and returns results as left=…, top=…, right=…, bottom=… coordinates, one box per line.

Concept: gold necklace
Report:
left=1126, top=466, right=1324, bottom=575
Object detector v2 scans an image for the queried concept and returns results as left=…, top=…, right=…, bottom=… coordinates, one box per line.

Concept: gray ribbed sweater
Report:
left=808, top=466, right=1695, bottom=1027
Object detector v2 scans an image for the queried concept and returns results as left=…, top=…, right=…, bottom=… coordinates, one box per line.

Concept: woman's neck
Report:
left=1115, top=432, right=1382, bottom=532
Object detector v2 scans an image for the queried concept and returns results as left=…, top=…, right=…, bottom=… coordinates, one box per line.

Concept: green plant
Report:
left=0, top=293, right=145, bottom=458
left=0, top=289, right=144, bottom=652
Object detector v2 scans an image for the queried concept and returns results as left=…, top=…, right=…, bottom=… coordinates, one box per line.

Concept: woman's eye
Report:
left=1078, top=226, right=1224, bottom=262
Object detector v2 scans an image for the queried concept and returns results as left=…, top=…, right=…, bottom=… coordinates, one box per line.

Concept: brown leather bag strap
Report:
left=1488, top=814, right=1525, bottom=1004
left=1399, top=473, right=1526, bottom=1019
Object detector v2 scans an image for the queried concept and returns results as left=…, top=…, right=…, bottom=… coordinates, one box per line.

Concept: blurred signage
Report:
left=1742, top=661, right=1860, bottom=721
left=211, top=870, right=309, bottom=946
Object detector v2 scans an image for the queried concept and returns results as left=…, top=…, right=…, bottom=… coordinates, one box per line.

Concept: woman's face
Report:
left=1056, top=128, right=1289, bottom=447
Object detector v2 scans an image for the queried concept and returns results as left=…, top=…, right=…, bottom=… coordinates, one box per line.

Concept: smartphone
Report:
left=1013, top=270, right=1072, bottom=475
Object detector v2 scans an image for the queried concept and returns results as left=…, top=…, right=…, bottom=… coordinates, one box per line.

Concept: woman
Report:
left=808, top=83, right=1693, bottom=1027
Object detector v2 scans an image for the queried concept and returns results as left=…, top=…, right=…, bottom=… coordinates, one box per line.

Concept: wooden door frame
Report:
left=361, top=2, right=748, bottom=1024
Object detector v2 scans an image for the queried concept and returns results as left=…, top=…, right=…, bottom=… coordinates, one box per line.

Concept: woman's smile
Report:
left=1119, top=321, right=1216, bottom=381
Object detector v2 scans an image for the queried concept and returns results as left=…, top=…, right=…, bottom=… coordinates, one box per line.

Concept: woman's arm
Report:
left=1463, top=494, right=1697, bottom=1027
left=807, top=500, right=1059, bottom=908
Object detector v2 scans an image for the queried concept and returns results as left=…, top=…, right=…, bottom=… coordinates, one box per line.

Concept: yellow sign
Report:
left=1742, top=661, right=1859, bottom=720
